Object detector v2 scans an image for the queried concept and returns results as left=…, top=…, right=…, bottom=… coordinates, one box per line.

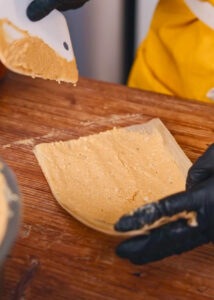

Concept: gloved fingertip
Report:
left=116, top=242, right=149, bottom=265
left=114, top=215, right=141, bottom=232
left=27, top=2, right=43, bottom=21
left=115, top=243, right=129, bottom=258
left=130, top=257, right=148, bottom=265
left=27, top=0, right=58, bottom=21
left=116, top=235, right=149, bottom=259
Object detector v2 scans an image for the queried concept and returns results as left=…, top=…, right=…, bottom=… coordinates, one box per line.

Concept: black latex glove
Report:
left=115, top=144, right=214, bottom=265
left=27, top=0, right=89, bottom=21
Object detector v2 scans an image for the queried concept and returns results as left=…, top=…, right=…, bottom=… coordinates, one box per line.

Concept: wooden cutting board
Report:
left=0, top=72, right=214, bottom=300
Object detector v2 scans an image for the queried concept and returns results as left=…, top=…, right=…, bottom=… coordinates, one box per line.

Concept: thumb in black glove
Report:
left=27, top=0, right=89, bottom=21
left=114, top=144, right=214, bottom=265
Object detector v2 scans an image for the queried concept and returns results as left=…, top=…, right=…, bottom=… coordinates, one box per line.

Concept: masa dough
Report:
left=0, top=0, right=78, bottom=83
left=0, top=19, right=78, bottom=83
left=34, top=122, right=193, bottom=235
left=0, top=172, right=9, bottom=244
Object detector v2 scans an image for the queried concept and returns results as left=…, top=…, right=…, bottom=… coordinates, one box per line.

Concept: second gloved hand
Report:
left=27, top=0, right=89, bottom=21
left=115, top=144, right=214, bottom=265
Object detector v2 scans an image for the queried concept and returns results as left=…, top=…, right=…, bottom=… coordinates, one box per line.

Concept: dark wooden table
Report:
left=0, top=72, right=214, bottom=300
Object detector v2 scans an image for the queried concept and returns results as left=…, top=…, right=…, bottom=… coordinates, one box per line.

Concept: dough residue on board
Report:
left=34, top=126, right=189, bottom=233
left=0, top=172, right=9, bottom=244
left=2, top=130, right=58, bottom=149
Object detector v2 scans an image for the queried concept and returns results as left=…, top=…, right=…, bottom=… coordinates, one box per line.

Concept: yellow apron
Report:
left=128, top=0, right=214, bottom=103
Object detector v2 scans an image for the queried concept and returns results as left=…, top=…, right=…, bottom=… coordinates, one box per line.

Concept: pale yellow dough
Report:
left=0, top=172, right=9, bottom=244
left=34, top=120, right=195, bottom=235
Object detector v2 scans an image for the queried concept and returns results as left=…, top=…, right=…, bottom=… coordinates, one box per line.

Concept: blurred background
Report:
left=64, top=0, right=158, bottom=84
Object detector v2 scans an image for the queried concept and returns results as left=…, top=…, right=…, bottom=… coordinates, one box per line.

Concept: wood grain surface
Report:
left=0, top=63, right=6, bottom=80
left=0, top=72, right=214, bottom=300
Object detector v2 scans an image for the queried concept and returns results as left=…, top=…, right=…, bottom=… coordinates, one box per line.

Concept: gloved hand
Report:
left=27, top=0, right=89, bottom=21
left=115, top=144, right=214, bottom=265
